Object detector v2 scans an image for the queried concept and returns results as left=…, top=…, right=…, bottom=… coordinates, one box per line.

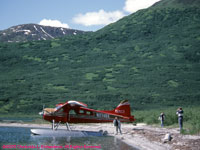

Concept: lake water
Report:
left=0, top=126, right=137, bottom=150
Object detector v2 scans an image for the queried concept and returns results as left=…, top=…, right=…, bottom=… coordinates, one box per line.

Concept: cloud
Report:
left=123, top=0, right=161, bottom=13
left=73, top=9, right=125, bottom=26
left=39, top=19, right=69, bottom=28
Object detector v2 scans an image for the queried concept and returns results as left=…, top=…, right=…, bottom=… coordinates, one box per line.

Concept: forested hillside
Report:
left=0, top=0, right=200, bottom=114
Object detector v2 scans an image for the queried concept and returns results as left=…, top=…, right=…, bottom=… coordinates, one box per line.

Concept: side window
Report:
left=69, top=110, right=76, bottom=115
left=79, top=110, right=84, bottom=114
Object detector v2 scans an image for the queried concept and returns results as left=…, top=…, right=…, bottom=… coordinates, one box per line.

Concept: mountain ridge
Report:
left=152, top=0, right=200, bottom=7
left=0, top=24, right=88, bottom=43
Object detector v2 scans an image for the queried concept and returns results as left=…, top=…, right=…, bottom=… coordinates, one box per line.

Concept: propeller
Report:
left=39, top=104, right=45, bottom=117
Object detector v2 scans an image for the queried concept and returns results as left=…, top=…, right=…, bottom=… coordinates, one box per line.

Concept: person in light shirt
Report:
left=176, top=107, right=184, bottom=132
left=113, top=117, right=122, bottom=135
left=159, top=112, right=165, bottom=128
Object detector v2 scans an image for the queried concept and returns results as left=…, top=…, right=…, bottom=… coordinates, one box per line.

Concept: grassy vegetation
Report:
left=133, top=107, right=200, bottom=134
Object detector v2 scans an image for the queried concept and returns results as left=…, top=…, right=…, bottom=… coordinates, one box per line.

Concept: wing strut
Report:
left=51, top=120, right=61, bottom=130
left=66, top=122, right=71, bottom=131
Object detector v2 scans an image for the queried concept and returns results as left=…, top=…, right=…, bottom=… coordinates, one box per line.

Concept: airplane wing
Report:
left=55, top=100, right=87, bottom=112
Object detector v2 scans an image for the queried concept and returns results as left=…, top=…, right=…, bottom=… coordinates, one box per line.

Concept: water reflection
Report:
left=0, top=127, right=137, bottom=150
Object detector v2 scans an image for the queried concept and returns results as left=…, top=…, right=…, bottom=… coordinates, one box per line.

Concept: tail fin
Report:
left=114, top=100, right=131, bottom=117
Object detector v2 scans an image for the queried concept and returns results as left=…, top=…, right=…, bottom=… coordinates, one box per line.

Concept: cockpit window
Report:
left=55, top=105, right=62, bottom=110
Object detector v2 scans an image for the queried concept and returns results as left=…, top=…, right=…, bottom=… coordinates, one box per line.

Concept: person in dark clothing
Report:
left=159, top=112, right=165, bottom=127
left=113, top=117, right=122, bottom=134
left=176, top=107, right=184, bottom=131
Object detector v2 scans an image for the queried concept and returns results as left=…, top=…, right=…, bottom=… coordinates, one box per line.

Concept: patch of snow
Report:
left=16, top=30, right=31, bottom=33
left=15, top=29, right=31, bottom=35
left=41, top=37, right=46, bottom=40
left=32, top=34, right=37, bottom=36
left=11, top=28, right=16, bottom=32
left=3, top=33, right=6, bottom=35
left=40, top=27, right=54, bottom=39
left=24, top=30, right=31, bottom=32
left=73, top=31, right=77, bottom=35
left=34, top=25, right=38, bottom=31
left=60, top=28, right=66, bottom=34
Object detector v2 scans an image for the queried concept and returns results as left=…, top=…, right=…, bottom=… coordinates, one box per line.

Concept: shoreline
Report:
left=0, top=122, right=200, bottom=150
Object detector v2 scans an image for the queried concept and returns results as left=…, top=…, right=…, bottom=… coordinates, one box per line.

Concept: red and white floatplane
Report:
left=31, top=100, right=135, bottom=137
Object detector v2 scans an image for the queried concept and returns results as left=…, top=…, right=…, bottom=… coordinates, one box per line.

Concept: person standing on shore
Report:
left=176, top=107, right=184, bottom=132
left=113, top=117, right=122, bottom=135
left=159, top=112, right=165, bottom=127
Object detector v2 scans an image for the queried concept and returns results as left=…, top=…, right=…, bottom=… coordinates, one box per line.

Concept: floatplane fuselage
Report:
left=38, top=100, right=135, bottom=130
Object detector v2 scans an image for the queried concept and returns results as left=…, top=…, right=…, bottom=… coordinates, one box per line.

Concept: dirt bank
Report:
left=0, top=123, right=199, bottom=150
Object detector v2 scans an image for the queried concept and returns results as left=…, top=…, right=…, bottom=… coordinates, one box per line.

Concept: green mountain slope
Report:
left=152, top=0, right=200, bottom=7
left=1, top=0, right=200, bottom=114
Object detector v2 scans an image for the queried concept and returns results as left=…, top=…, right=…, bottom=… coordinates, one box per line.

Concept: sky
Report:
left=0, top=0, right=161, bottom=31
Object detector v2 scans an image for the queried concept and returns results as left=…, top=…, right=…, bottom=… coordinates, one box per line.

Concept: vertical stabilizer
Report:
left=114, top=100, right=131, bottom=117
